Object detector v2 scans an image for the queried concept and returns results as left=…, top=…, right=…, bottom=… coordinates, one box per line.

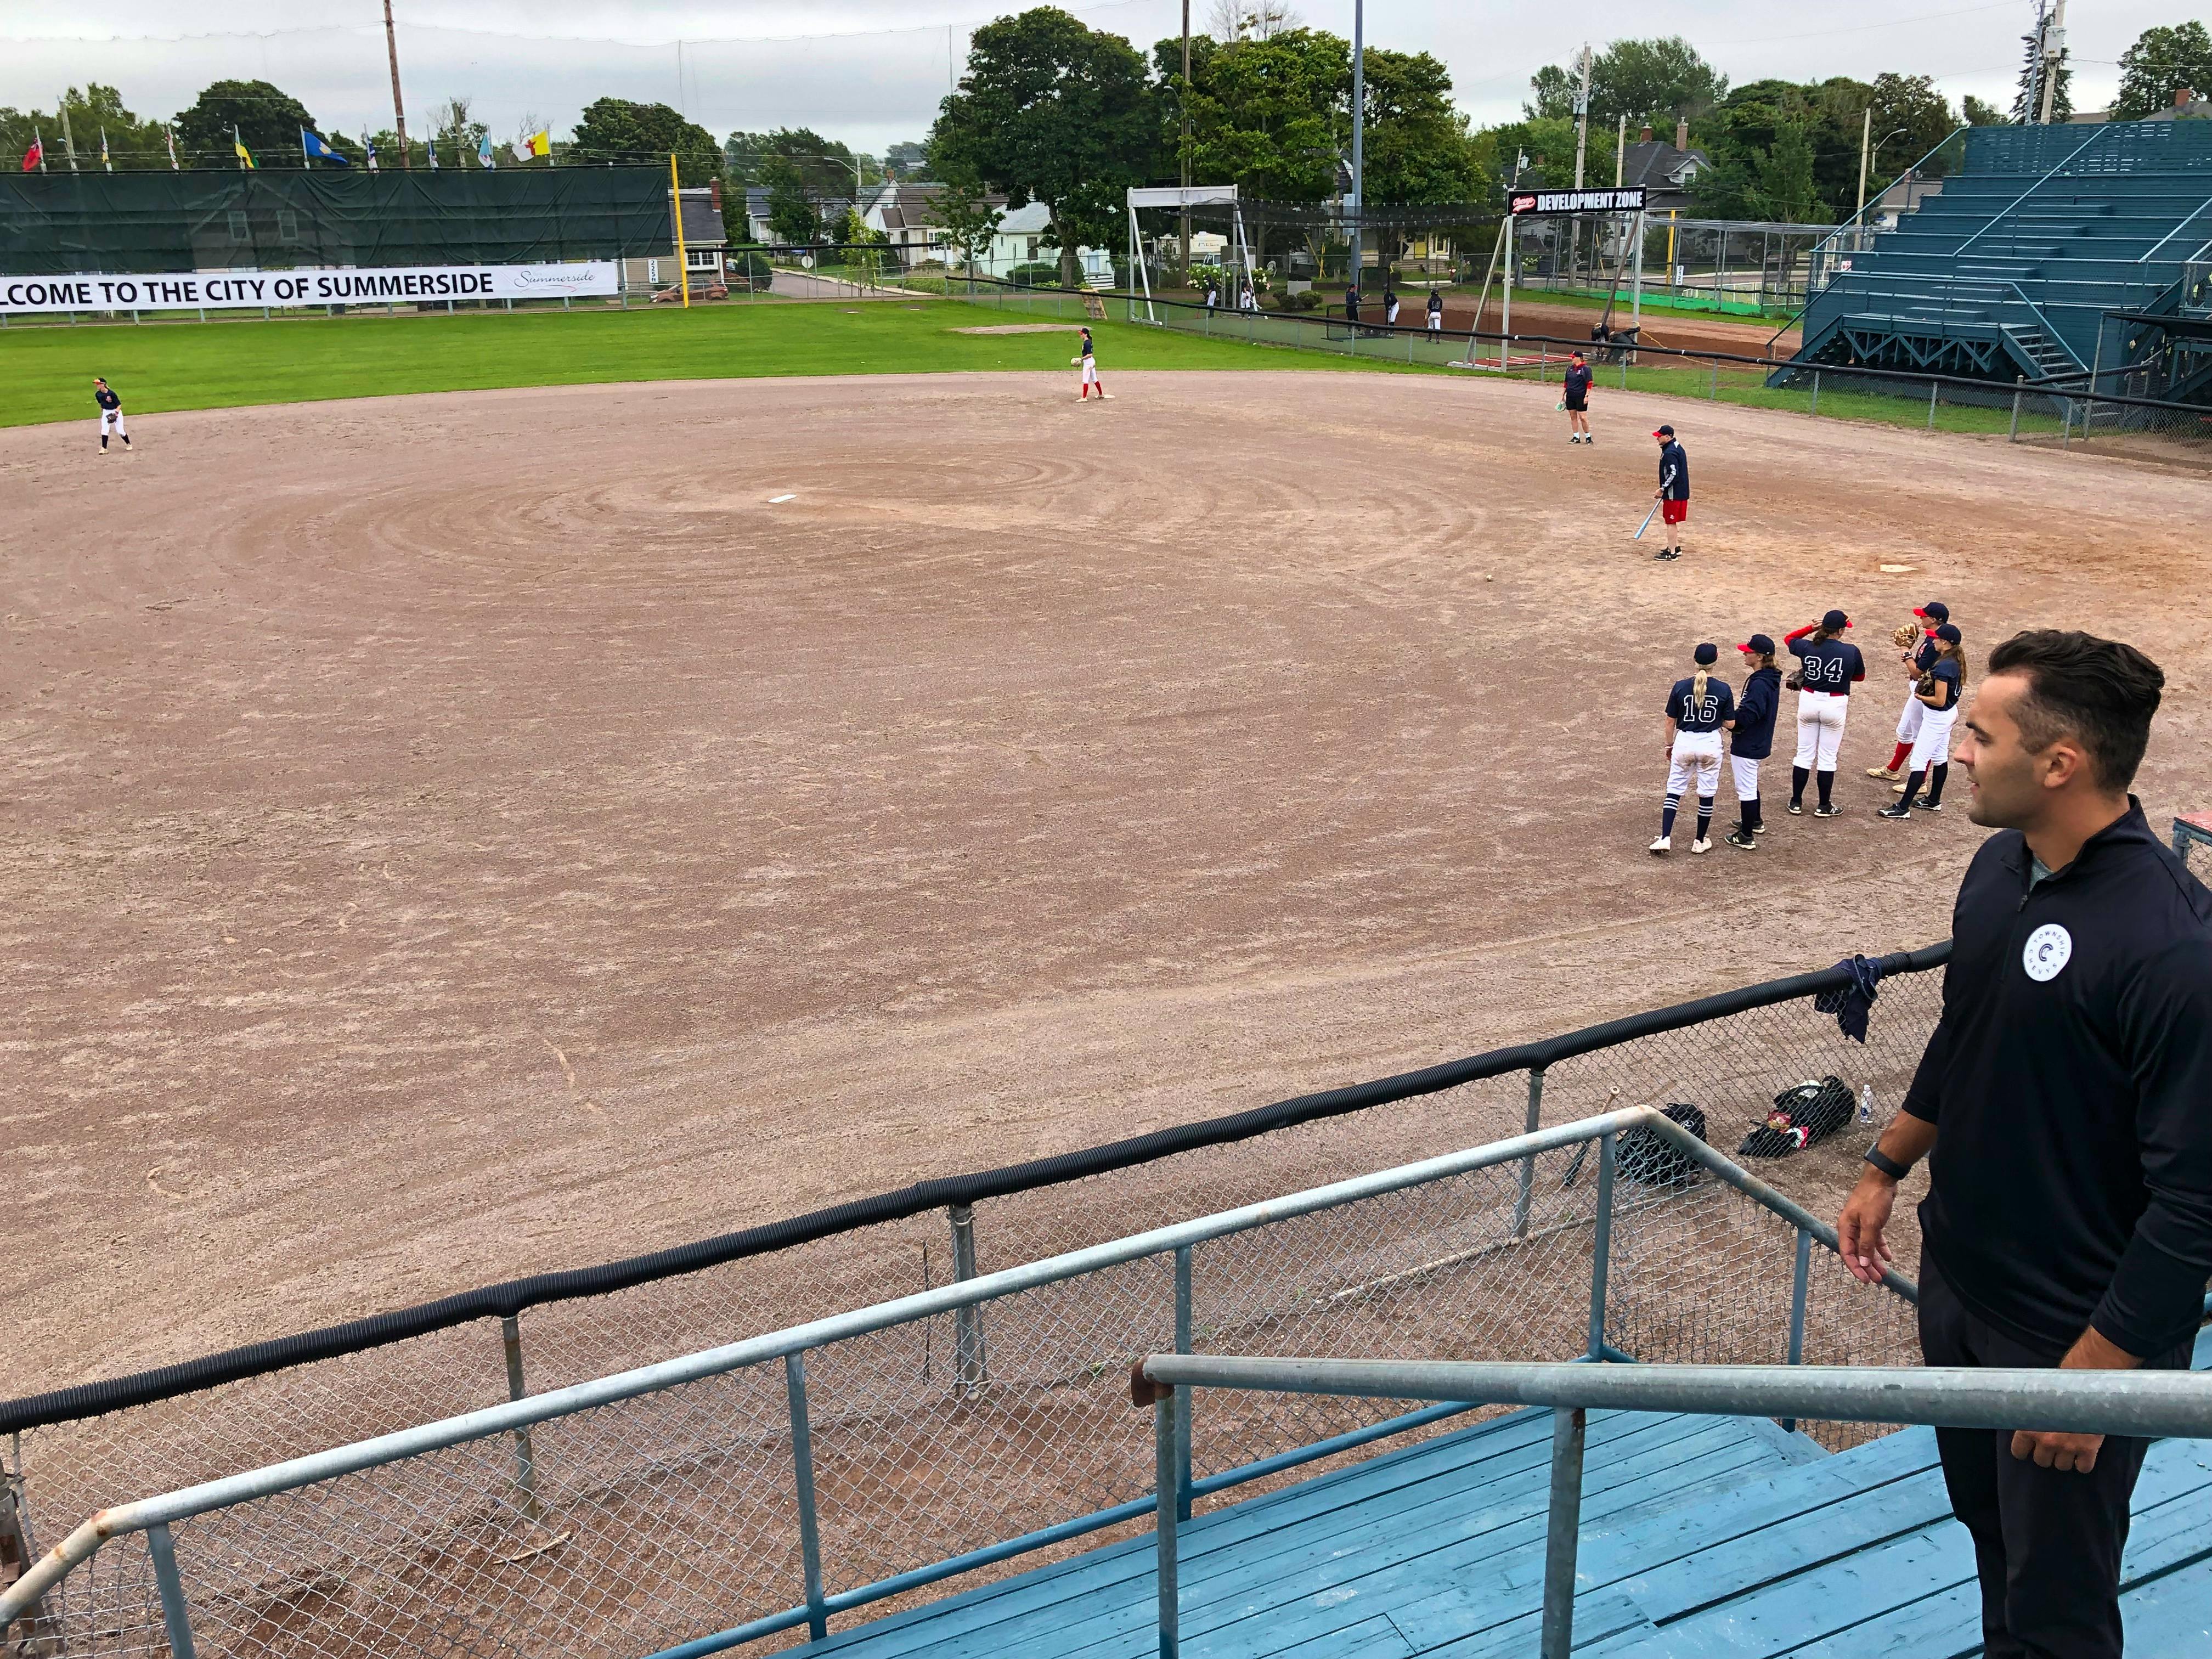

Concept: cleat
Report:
left=1690, top=837, right=1712, bottom=854
left=1893, top=780, right=1910, bottom=794
left=1920, top=799, right=1944, bottom=812
left=1648, top=836, right=1671, bottom=855
left=1725, top=830, right=1757, bottom=849
left=1813, top=804, right=1840, bottom=818
left=1786, top=803, right=1803, bottom=816
left=1750, top=820, right=1769, bottom=834
left=1877, top=804, right=1914, bottom=820
left=1867, top=766, right=1901, bottom=780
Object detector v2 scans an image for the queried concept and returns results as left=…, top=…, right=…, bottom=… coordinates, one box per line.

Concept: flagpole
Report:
left=303, top=128, right=311, bottom=169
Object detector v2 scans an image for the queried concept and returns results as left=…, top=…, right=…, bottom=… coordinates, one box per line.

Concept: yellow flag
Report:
left=233, top=127, right=255, bottom=170
left=526, top=129, right=551, bottom=159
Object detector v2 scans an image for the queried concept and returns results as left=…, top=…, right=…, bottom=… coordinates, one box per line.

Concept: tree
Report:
left=1159, top=28, right=1343, bottom=204
left=761, top=155, right=824, bottom=243
left=1361, top=47, right=1486, bottom=205
left=726, top=127, right=859, bottom=193
left=175, top=80, right=317, bottom=165
left=930, top=8, right=1158, bottom=287
left=1526, top=38, right=1726, bottom=133
left=1962, top=94, right=2009, bottom=126
left=2111, top=22, right=2212, bottom=120
left=571, top=98, right=720, bottom=184
left=2012, top=27, right=2073, bottom=122
left=926, top=181, right=1000, bottom=270
left=1206, top=1, right=1301, bottom=42
left=885, top=140, right=932, bottom=179
left=2, top=84, right=171, bottom=170
left=424, top=96, right=488, bottom=168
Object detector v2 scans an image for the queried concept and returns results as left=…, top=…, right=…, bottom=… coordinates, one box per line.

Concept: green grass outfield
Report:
left=0, top=293, right=2057, bottom=441
left=0, top=297, right=1434, bottom=429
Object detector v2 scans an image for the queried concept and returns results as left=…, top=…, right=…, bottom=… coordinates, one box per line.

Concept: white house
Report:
left=859, top=183, right=1111, bottom=284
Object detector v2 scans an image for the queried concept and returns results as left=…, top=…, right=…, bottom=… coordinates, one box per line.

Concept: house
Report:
left=1617, top=120, right=1711, bottom=215
left=617, top=182, right=729, bottom=294
left=2142, top=85, right=2211, bottom=121
left=856, top=182, right=1108, bottom=281
left=862, top=180, right=1003, bottom=263
left=740, top=186, right=860, bottom=245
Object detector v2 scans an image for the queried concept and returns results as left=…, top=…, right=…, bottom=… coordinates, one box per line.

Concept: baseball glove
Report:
left=1916, top=671, right=1938, bottom=697
left=1784, top=670, right=1804, bottom=691
left=1891, top=622, right=1921, bottom=649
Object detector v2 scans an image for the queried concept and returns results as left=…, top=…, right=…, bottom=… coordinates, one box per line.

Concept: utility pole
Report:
left=1348, top=0, right=1364, bottom=294
left=1855, top=106, right=1872, bottom=217
left=2024, top=0, right=2047, bottom=124
left=1615, top=114, right=1626, bottom=186
left=2037, top=0, right=2068, bottom=125
left=1180, top=0, right=1191, bottom=281
left=382, top=0, right=410, bottom=168
left=1572, top=46, right=1593, bottom=186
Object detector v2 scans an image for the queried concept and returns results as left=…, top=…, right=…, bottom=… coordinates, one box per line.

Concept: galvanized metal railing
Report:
left=0, top=1108, right=1916, bottom=1659
left=1135, top=1353, right=2212, bottom=1659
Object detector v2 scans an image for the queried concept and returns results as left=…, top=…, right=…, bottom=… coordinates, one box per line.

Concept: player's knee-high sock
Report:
left=100, top=433, right=108, bottom=450
left=1886, top=740, right=1912, bottom=772
left=1899, top=769, right=1927, bottom=809
left=1791, top=766, right=1808, bottom=806
left=1695, top=796, right=1714, bottom=841
left=1925, top=762, right=1949, bottom=805
left=1816, top=769, right=1835, bottom=809
left=1743, top=797, right=1763, bottom=831
left=1661, top=793, right=1680, bottom=838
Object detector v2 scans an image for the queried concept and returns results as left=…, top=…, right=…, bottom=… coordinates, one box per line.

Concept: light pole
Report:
left=1348, top=0, right=1363, bottom=296
left=1856, top=123, right=1908, bottom=219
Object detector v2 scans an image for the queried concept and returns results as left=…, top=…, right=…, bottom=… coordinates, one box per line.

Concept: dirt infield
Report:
left=4, top=369, right=2210, bottom=1401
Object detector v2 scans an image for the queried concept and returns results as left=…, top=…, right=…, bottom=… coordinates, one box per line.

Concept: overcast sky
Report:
left=0, top=1, right=2182, bottom=157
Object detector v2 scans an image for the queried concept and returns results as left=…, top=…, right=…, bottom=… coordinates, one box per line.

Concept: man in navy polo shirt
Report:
left=1838, top=629, right=2212, bottom=1659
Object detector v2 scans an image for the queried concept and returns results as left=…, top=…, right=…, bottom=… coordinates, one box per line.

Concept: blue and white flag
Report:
left=425, top=136, right=438, bottom=170
left=364, top=133, right=379, bottom=171
left=477, top=132, right=495, bottom=169
left=302, top=128, right=352, bottom=167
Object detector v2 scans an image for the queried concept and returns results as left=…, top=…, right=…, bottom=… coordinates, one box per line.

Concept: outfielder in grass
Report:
left=1072, top=326, right=1109, bottom=402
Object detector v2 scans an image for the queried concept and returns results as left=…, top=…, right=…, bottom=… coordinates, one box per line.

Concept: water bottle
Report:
left=1859, top=1083, right=1877, bottom=1126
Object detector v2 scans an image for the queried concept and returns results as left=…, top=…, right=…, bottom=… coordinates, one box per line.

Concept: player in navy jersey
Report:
left=1878, top=623, right=1966, bottom=819
left=1072, top=327, right=1108, bottom=401
left=1563, top=352, right=1594, bottom=444
left=94, top=377, right=130, bottom=452
left=1784, top=609, right=1866, bottom=816
left=1870, top=600, right=1951, bottom=781
left=1725, top=635, right=1784, bottom=848
left=1650, top=425, right=1688, bottom=560
left=1652, top=643, right=1736, bottom=856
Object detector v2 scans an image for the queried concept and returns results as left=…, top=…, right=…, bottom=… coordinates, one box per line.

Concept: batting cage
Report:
left=0, top=168, right=673, bottom=275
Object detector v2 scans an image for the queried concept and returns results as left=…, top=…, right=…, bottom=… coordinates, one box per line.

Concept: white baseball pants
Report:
left=1793, top=691, right=1849, bottom=770
left=1080, top=359, right=1099, bottom=387
left=1908, top=704, right=1959, bottom=771
left=100, top=409, right=127, bottom=439
left=1667, top=732, right=1723, bottom=800
left=1895, top=684, right=1925, bottom=744
left=1730, top=754, right=1762, bottom=803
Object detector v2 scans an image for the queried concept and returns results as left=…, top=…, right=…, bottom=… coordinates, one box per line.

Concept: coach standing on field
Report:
left=1838, top=629, right=2212, bottom=1659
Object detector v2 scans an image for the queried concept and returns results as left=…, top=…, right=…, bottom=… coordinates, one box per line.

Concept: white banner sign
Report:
left=0, top=261, right=618, bottom=314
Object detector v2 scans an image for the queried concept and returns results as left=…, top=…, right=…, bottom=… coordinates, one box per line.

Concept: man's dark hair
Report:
left=1987, top=629, right=2165, bottom=791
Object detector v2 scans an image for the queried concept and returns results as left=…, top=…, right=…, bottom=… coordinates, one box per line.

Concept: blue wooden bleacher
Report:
left=783, top=1330, right=2212, bottom=1658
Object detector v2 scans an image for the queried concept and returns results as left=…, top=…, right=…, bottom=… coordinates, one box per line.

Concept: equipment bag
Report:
left=1736, top=1075, right=1856, bottom=1159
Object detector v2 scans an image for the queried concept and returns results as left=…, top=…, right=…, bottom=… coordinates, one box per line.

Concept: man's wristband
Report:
left=1863, top=1146, right=1910, bottom=1182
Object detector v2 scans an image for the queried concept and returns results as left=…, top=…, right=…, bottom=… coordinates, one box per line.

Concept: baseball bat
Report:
left=1632, top=500, right=1660, bottom=541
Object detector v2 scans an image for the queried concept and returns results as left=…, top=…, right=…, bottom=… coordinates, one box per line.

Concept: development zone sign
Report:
left=1508, top=188, right=1647, bottom=217
left=0, top=261, right=617, bottom=314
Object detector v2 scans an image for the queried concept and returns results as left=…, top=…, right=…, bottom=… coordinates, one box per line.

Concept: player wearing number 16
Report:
left=1837, top=630, right=2212, bottom=1659
left=1650, top=643, right=1734, bottom=856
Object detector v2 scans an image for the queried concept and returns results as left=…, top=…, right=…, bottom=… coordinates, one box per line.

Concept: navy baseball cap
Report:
left=1652, top=424, right=1675, bottom=437
left=1693, top=643, right=1718, bottom=665
left=1739, top=634, right=1775, bottom=654
left=1934, top=623, right=1962, bottom=644
left=1915, top=601, right=1950, bottom=622
left=1822, top=609, right=1850, bottom=630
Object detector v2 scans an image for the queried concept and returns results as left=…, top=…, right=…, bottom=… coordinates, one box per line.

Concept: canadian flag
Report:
left=21, top=133, right=42, bottom=172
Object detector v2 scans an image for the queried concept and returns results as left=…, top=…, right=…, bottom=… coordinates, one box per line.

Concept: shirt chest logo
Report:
left=2022, top=923, right=2073, bottom=983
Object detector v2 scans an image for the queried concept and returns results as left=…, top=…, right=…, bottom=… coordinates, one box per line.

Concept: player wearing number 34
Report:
left=1650, top=642, right=1733, bottom=857
left=1837, top=630, right=2212, bottom=1659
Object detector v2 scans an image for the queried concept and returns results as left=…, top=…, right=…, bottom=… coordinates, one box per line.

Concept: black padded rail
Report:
left=0, top=941, right=1949, bottom=1434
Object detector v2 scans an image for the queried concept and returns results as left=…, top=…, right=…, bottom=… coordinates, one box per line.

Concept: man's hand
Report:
left=2010, top=1325, right=2143, bottom=1474
left=1837, top=1169, right=1898, bottom=1284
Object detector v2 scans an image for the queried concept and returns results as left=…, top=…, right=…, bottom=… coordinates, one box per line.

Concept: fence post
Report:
left=1927, top=379, right=1938, bottom=432
left=1708, top=360, right=1718, bottom=399
left=146, top=1521, right=199, bottom=1659
left=498, top=1315, right=543, bottom=1520
left=1538, top=1407, right=1586, bottom=1659
left=1588, top=1135, right=1616, bottom=1362
left=1781, top=1227, right=1814, bottom=1434
left=1173, top=1246, right=1195, bottom=1522
left=949, top=1204, right=986, bottom=1396
left=2061, top=399, right=2074, bottom=445
left=1155, top=1387, right=1181, bottom=1659
left=1513, top=1066, right=1547, bottom=1238
left=786, top=1351, right=830, bottom=1643
left=1810, top=370, right=1820, bottom=416
left=2010, top=377, right=2023, bottom=442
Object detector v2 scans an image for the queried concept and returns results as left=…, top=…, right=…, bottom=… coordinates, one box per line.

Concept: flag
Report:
left=364, top=134, right=379, bottom=171
left=426, top=136, right=438, bottom=170
left=477, top=132, right=495, bottom=169
left=21, top=133, right=42, bottom=173
left=511, top=128, right=550, bottom=163
left=165, top=126, right=178, bottom=171
left=100, top=127, right=110, bottom=172
left=234, top=127, right=255, bottom=170
left=302, top=128, right=352, bottom=167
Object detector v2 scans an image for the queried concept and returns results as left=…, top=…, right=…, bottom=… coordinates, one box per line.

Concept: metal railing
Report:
left=1136, top=1351, right=2212, bottom=1659
left=1, top=1107, right=1920, bottom=1658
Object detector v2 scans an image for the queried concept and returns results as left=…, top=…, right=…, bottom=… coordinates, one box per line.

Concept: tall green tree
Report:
left=571, top=99, right=720, bottom=184
left=2011, top=28, right=2073, bottom=122
left=2, top=84, right=172, bottom=171
left=1962, top=94, right=2009, bottom=126
left=1157, top=28, right=1343, bottom=202
left=2111, top=22, right=2212, bottom=120
left=760, top=155, right=825, bottom=243
left=726, top=127, right=863, bottom=192
left=1361, top=47, right=1486, bottom=204
left=174, top=80, right=317, bottom=165
left=1527, top=38, right=1726, bottom=133
left=930, top=7, right=1158, bottom=287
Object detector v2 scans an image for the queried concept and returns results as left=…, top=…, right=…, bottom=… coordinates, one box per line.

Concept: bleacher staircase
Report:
left=791, top=1331, right=2212, bottom=1658
left=1787, top=118, right=2212, bottom=392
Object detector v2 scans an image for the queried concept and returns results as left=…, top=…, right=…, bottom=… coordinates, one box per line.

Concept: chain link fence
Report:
left=3, top=950, right=1946, bottom=1657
